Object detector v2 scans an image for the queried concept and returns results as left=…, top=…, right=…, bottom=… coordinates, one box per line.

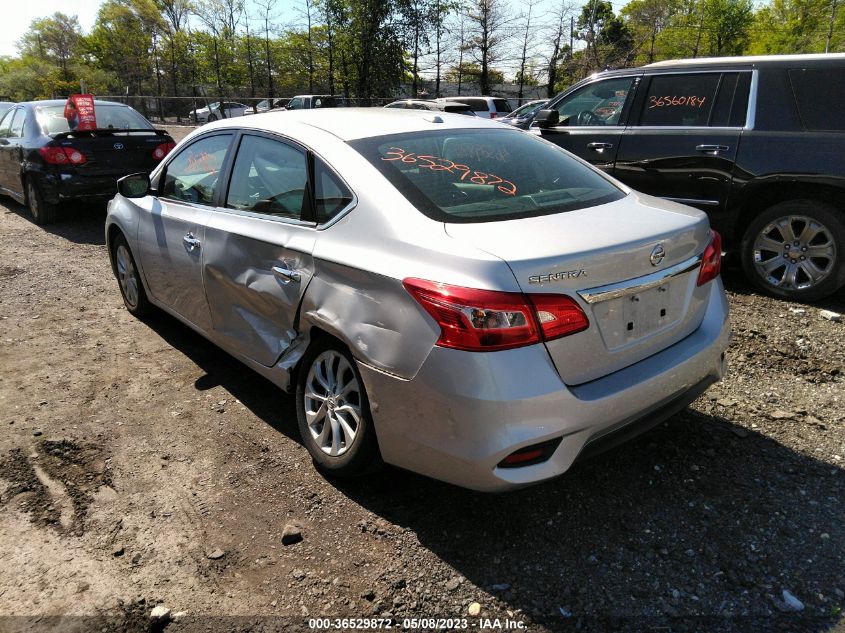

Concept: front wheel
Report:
left=740, top=200, right=845, bottom=302
left=111, top=233, right=150, bottom=317
left=296, top=339, right=381, bottom=477
left=207, top=114, right=218, bottom=122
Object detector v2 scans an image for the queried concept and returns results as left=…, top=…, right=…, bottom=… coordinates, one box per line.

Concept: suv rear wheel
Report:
left=741, top=200, right=845, bottom=301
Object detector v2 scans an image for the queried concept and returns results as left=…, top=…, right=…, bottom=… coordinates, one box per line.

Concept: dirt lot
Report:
left=1, top=142, right=844, bottom=632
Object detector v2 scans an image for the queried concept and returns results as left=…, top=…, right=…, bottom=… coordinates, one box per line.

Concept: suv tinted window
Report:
left=554, top=77, right=634, bottom=126
left=789, top=68, right=845, bottom=131
left=639, top=73, right=721, bottom=127
left=351, top=128, right=624, bottom=223
left=226, top=135, right=308, bottom=220
left=493, top=99, right=513, bottom=113
left=162, top=134, right=232, bottom=205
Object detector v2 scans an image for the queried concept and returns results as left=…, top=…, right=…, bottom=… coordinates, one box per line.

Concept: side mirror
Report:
left=534, top=109, right=560, bottom=128
left=118, top=172, right=150, bottom=198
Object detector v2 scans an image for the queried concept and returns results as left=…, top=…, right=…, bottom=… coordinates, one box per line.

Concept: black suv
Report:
left=532, top=53, right=845, bottom=301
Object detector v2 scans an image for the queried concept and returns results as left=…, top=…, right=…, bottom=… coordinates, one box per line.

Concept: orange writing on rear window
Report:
left=381, top=147, right=517, bottom=196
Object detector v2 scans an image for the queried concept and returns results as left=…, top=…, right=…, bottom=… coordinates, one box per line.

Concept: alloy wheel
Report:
left=115, top=244, right=140, bottom=309
left=27, top=181, right=39, bottom=219
left=752, top=215, right=836, bottom=291
left=303, top=350, right=362, bottom=457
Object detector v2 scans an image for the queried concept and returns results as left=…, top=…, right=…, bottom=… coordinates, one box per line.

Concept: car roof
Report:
left=644, top=53, right=845, bottom=69
left=203, top=107, right=506, bottom=141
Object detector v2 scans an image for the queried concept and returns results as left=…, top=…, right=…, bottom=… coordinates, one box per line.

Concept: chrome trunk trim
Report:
left=578, top=254, right=702, bottom=304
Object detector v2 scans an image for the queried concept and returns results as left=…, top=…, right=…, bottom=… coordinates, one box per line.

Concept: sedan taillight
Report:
left=696, top=230, right=722, bottom=286
left=152, top=142, right=176, bottom=161
left=403, top=278, right=588, bottom=352
left=39, top=146, right=87, bottom=165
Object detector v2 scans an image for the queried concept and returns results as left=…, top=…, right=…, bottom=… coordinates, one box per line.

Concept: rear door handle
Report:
left=587, top=142, right=613, bottom=151
left=696, top=144, right=730, bottom=153
left=183, top=233, right=201, bottom=251
left=272, top=265, right=301, bottom=283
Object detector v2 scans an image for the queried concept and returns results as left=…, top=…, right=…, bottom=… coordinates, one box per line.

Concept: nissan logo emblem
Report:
left=650, top=244, right=665, bottom=266
left=113, top=143, right=124, bottom=150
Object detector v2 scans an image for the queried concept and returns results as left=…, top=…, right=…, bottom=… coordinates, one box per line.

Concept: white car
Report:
left=436, top=96, right=514, bottom=119
left=189, top=101, right=249, bottom=123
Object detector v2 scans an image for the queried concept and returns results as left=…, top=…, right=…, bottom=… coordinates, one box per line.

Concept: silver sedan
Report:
left=106, top=109, right=730, bottom=491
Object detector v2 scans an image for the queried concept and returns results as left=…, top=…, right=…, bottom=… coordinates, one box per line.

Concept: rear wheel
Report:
left=111, top=233, right=150, bottom=317
left=26, top=177, right=58, bottom=225
left=741, top=200, right=845, bottom=302
left=207, top=113, right=218, bottom=122
left=296, top=338, right=380, bottom=477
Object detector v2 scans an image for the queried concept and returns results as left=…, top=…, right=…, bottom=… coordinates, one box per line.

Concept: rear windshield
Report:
left=349, top=128, right=625, bottom=223
left=37, top=104, right=153, bottom=135
left=493, top=98, right=513, bottom=113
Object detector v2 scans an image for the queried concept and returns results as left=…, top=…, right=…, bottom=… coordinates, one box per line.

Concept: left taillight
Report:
left=152, top=141, right=176, bottom=161
left=39, top=146, right=86, bottom=165
left=696, top=230, right=722, bottom=286
left=403, top=278, right=589, bottom=352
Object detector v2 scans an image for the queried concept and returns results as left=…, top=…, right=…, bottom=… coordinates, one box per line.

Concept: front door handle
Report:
left=272, top=265, right=301, bottom=283
left=696, top=144, right=730, bottom=153
left=183, top=233, right=201, bottom=251
left=587, top=142, right=613, bottom=151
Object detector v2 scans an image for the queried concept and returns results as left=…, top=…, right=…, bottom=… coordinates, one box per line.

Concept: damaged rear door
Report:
left=202, top=132, right=316, bottom=367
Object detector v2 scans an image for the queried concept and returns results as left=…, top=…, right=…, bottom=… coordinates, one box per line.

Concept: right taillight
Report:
left=696, top=230, right=722, bottom=286
left=403, top=278, right=588, bottom=352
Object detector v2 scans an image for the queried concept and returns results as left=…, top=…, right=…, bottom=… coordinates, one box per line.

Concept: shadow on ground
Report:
left=3, top=198, right=107, bottom=246
left=140, top=306, right=845, bottom=632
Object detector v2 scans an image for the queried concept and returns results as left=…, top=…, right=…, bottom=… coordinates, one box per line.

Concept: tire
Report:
left=26, top=177, right=58, bottom=225
left=207, top=114, right=218, bottom=122
left=296, top=338, right=381, bottom=477
left=740, top=200, right=845, bottom=302
left=111, top=233, right=150, bottom=317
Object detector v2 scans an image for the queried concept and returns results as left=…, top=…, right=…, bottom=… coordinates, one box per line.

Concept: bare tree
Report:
left=544, top=0, right=574, bottom=97
left=465, top=0, right=509, bottom=95
left=515, top=0, right=540, bottom=102
left=254, top=0, right=277, bottom=98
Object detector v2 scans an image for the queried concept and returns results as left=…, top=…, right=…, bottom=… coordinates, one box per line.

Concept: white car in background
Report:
left=189, top=101, right=249, bottom=123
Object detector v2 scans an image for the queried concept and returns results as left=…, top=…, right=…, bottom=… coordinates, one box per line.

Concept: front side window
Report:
left=225, top=135, right=308, bottom=220
left=9, top=110, right=25, bottom=138
left=161, top=134, right=232, bottom=205
left=350, top=128, right=624, bottom=223
left=554, top=77, right=635, bottom=126
left=287, top=98, right=303, bottom=110
left=639, top=73, right=721, bottom=127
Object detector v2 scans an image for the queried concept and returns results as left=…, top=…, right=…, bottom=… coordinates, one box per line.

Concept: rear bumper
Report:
left=35, top=171, right=149, bottom=204
left=358, top=279, right=730, bottom=492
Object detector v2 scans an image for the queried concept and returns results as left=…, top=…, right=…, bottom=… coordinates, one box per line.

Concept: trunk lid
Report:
left=444, top=192, right=714, bottom=385
left=51, top=129, right=172, bottom=176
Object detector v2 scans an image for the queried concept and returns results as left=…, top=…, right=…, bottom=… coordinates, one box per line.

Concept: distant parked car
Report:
left=501, top=99, right=548, bottom=129
left=0, top=102, right=15, bottom=123
left=286, top=95, right=347, bottom=110
left=384, top=100, right=476, bottom=116
left=251, top=98, right=289, bottom=114
left=0, top=99, right=174, bottom=224
left=189, top=101, right=249, bottom=123
left=436, top=96, right=513, bottom=119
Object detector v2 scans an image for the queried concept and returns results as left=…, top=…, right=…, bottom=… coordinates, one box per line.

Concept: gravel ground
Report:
left=0, top=137, right=844, bottom=632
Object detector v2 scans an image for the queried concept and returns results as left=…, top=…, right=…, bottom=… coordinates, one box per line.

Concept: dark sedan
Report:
left=0, top=100, right=175, bottom=224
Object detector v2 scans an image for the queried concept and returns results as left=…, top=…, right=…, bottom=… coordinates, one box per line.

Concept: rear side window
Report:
left=350, top=128, right=624, bottom=223
left=9, top=109, right=25, bottom=138
left=226, top=135, right=308, bottom=220
left=0, top=110, right=15, bottom=138
left=162, top=134, right=232, bottom=206
left=314, top=158, right=354, bottom=223
left=639, top=73, right=721, bottom=127
left=493, top=99, right=513, bottom=113
left=789, top=68, right=845, bottom=131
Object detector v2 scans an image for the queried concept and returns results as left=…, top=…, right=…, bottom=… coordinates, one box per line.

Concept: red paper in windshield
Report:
left=64, top=94, right=97, bottom=131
